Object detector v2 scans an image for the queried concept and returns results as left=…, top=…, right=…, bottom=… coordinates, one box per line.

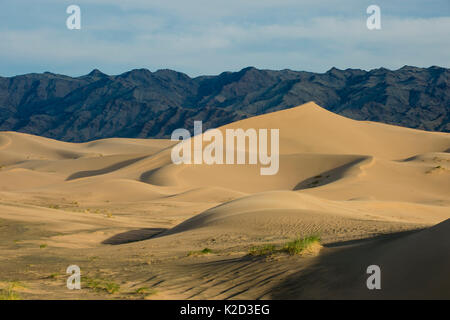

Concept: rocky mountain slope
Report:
left=0, top=66, right=448, bottom=141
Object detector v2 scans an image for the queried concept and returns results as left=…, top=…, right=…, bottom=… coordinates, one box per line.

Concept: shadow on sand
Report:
left=269, top=225, right=450, bottom=299
left=102, top=228, right=167, bottom=245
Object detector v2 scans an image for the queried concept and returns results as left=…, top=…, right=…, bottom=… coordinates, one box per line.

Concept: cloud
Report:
left=0, top=1, right=449, bottom=76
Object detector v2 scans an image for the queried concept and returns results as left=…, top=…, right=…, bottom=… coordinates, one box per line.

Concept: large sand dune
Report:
left=0, top=102, right=449, bottom=299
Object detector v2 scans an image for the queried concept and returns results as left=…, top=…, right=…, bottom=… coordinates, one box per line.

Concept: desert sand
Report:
left=0, top=102, right=449, bottom=299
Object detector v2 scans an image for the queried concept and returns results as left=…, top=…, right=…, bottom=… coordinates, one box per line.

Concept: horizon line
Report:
left=1, top=64, right=447, bottom=79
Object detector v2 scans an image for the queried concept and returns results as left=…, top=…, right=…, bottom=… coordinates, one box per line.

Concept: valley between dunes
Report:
left=0, top=102, right=449, bottom=299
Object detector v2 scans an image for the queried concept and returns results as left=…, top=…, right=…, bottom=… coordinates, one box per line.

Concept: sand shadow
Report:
left=102, top=228, right=168, bottom=245
left=293, top=157, right=368, bottom=190
left=269, top=227, right=435, bottom=299
left=139, top=168, right=159, bottom=183
left=323, top=228, right=424, bottom=248
left=66, top=155, right=148, bottom=181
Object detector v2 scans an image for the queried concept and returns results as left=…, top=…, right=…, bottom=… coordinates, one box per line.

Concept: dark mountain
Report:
left=0, top=66, right=448, bottom=142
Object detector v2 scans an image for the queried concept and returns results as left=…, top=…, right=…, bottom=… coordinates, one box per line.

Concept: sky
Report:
left=0, top=0, right=449, bottom=77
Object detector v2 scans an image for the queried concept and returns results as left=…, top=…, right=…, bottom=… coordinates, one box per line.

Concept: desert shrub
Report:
left=187, top=248, right=213, bottom=256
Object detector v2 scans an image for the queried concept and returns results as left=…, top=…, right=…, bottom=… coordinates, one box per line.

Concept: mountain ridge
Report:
left=0, top=65, right=448, bottom=142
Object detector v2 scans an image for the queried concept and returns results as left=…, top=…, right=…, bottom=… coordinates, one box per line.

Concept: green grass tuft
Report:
left=281, top=235, right=321, bottom=255
left=248, top=235, right=322, bottom=257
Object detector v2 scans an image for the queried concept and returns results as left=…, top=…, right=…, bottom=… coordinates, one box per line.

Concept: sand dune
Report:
left=0, top=102, right=449, bottom=299
left=220, top=102, right=450, bottom=158
left=160, top=190, right=448, bottom=247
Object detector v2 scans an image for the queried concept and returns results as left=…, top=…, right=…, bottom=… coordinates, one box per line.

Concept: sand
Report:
left=0, top=102, right=449, bottom=299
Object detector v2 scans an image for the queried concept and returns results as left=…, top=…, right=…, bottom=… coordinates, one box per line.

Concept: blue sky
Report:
left=0, top=0, right=449, bottom=77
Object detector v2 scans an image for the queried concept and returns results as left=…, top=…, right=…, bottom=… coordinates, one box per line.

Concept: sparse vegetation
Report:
left=83, top=277, right=120, bottom=294
left=135, top=287, right=157, bottom=296
left=249, top=244, right=277, bottom=256
left=0, top=289, right=20, bottom=300
left=82, top=208, right=113, bottom=217
left=0, top=282, right=25, bottom=300
left=187, top=248, right=213, bottom=256
left=104, top=211, right=113, bottom=218
left=39, top=244, right=48, bottom=249
left=281, top=235, right=321, bottom=255
left=248, top=235, right=322, bottom=257
left=48, top=204, right=60, bottom=209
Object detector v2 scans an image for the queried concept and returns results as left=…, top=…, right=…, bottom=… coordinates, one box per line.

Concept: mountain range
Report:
left=0, top=65, right=448, bottom=142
